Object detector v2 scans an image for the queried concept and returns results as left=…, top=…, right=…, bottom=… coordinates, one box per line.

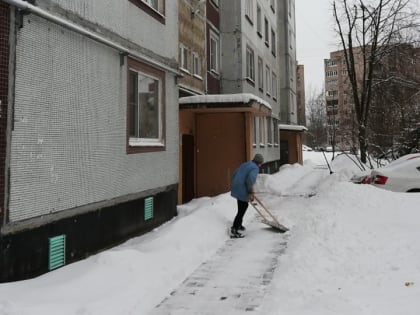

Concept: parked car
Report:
left=371, top=153, right=420, bottom=192
left=302, top=145, right=313, bottom=151
left=351, top=174, right=372, bottom=184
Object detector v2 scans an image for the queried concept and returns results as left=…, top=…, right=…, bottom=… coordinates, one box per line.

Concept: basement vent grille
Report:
left=49, top=235, right=66, bottom=271
left=144, top=197, right=154, bottom=221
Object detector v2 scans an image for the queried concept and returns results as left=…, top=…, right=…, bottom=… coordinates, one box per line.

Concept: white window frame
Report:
left=141, top=0, right=164, bottom=14
left=209, top=30, right=220, bottom=74
left=258, top=56, right=263, bottom=91
left=264, top=17, right=269, bottom=46
left=246, top=46, right=255, bottom=82
left=273, top=118, right=279, bottom=146
left=180, top=45, right=190, bottom=73
left=272, top=72, right=278, bottom=100
left=192, top=52, right=202, bottom=78
left=259, top=116, right=266, bottom=147
left=267, top=117, right=273, bottom=146
left=256, top=5, right=262, bottom=36
left=245, top=0, right=254, bottom=22
left=265, top=66, right=271, bottom=96
left=271, top=28, right=276, bottom=56
left=128, top=68, right=164, bottom=147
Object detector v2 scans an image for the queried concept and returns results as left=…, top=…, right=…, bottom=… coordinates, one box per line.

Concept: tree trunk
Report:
left=359, top=125, right=367, bottom=163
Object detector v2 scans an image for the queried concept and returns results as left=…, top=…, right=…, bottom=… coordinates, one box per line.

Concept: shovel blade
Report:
left=261, top=219, right=289, bottom=233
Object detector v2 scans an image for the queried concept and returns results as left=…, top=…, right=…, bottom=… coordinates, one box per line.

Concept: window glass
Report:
left=210, top=31, right=220, bottom=73
left=129, top=71, right=160, bottom=139
left=127, top=57, right=165, bottom=153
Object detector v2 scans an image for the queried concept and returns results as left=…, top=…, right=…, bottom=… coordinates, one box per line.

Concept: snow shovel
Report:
left=250, top=196, right=289, bottom=233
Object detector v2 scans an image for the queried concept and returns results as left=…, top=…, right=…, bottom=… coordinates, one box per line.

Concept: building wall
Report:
left=206, top=0, right=220, bottom=94
left=1, top=0, right=179, bottom=281
left=8, top=3, right=179, bottom=222
left=296, top=64, right=306, bottom=126
left=278, top=0, right=297, bottom=124
left=0, top=2, right=10, bottom=227
left=219, top=0, right=281, bottom=166
left=178, top=0, right=206, bottom=95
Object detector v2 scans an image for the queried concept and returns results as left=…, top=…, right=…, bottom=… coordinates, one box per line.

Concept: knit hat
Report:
left=253, top=153, right=264, bottom=164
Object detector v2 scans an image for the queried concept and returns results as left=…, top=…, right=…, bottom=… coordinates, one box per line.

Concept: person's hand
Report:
left=248, top=192, right=255, bottom=202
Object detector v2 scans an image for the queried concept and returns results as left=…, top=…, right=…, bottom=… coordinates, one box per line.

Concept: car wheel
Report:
left=407, top=189, right=420, bottom=193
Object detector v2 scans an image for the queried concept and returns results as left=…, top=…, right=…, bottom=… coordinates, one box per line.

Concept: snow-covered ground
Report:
left=1, top=151, right=420, bottom=315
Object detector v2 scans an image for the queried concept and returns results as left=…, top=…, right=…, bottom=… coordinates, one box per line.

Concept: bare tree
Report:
left=306, top=89, right=328, bottom=149
left=332, top=0, right=419, bottom=163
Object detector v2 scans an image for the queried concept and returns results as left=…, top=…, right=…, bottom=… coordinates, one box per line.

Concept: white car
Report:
left=302, top=145, right=313, bottom=151
left=371, top=153, right=420, bottom=192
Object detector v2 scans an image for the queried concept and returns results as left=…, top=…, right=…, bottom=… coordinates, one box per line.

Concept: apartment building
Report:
left=0, top=0, right=179, bottom=281
left=296, top=64, right=306, bottom=126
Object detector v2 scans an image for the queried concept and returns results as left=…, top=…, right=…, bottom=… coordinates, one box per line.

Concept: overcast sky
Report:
left=295, top=0, right=338, bottom=95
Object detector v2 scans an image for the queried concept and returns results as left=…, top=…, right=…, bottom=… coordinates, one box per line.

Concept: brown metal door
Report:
left=196, top=113, right=246, bottom=197
left=182, top=134, right=195, bottom=203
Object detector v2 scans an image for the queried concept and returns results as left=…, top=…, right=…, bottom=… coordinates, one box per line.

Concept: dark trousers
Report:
left=232, top=200, right=249, bottom=229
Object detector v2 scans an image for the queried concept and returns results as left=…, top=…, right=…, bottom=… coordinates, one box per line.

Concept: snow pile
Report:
left=1, top=152, right=420, bottom=315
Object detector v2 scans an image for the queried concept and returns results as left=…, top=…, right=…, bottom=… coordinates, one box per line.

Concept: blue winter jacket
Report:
left=230, top=161, right=260, bottom=202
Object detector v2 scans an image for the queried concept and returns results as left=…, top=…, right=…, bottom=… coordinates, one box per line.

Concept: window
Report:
left=253, top=117, right=257, bottom=146
left=265, top=66, right=271, bottom=96
left=273, top=118, right=279, bottom=146
left=180, top=45, right=189, bottom=73
left=271, top=29, right=276, bottom=56
left=209, top=30, right=220, bottom=74
left=256, top=5, right=262, bottom=36
left=270, top=0, right=275, bottom=12
left=127, top=58, right=165, bottom=153
left=326, top=90, right=338, bottom=97
left=258, top=57, right=263, bottom=91
left=259, top=117, right=266, bottom=146
left=245, top=0, right=254, bottom=23
left=210, top=0, right=219, bottom=7
left=246, top=46, right=255, bottom=82
left=267, top=117, right=272, bottom=145
left=326, top=70, right=338, bottom=77
left=192, top=52, right=201, bottom=78
left=272, top=72, right=277, bottom=100
left=264, top=17, right=269, bottom=47
left=129, top=0, right=165, bottom=23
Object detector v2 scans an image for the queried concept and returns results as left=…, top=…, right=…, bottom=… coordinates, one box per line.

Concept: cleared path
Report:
left=150, top=222, right=289, bottom=315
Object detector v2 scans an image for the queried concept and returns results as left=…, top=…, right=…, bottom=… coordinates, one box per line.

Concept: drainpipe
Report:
left=1, top=0, right=180, bottom=75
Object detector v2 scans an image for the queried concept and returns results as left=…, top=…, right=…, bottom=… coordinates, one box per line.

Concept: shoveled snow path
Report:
left=150, top=220, right=289, bottom=315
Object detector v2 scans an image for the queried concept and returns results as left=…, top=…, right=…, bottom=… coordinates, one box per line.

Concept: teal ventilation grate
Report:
left=144, top=197, right=154, bottom=221
left=49, top=235, right=66, bottom=271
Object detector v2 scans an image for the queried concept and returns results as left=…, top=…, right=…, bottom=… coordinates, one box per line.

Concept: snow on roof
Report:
left=179, top=93, right=272, bottom=110
left=279, top=124, right=308, bottom=131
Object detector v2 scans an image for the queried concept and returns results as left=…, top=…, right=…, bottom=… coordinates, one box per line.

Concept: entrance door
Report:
left=280, top=140, right=289, bottom=165
left=182, top=134, right=194, bottom=203
left=196, top=113, right=246, bottom=197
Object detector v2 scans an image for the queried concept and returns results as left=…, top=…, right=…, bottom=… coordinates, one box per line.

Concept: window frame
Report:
left=246, top=45, right=255, bottom=83
left=271, top=28, right=276, bottom=56
left=272, top=72, right=278, bottom=100
left=209, top=30, right=220, bottom=74
left=264, top=17, right=269, bottom=47
left=258, top=56, right=264, bottom=92
left=265, top=65, right=271, bottom=96
left=245, top=0, right=254, bottom=24
left=192, top=52, right=202, bottom=79
left=127, top=57, right=166, bottom=154
left=259, top=116, right=266, bottom=147
left=180, top=45, right=190, bottom=73
left=256, top=4, right=262, bottom=37
left=129, top=0, right=166, bottom=24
